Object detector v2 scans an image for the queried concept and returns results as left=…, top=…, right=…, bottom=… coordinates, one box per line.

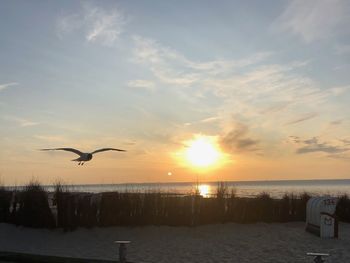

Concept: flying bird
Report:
left=40, top=147, right=126, bottom=165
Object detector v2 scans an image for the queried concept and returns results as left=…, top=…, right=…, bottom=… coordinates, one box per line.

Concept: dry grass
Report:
left=0, top=181, right=349, bottom=229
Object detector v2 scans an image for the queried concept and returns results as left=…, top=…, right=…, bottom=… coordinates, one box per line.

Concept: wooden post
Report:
left=115, top=241, right=131, bottom=263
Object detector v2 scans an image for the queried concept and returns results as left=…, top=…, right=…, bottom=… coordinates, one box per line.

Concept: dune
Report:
left=0, top=222, right=349, bottom=263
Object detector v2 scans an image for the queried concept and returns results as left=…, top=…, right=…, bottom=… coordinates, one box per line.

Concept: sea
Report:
left=30, top=179, right=350, bottom=198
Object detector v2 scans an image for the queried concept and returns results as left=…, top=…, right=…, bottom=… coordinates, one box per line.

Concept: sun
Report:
left=185, top=136, right=220, bottom=168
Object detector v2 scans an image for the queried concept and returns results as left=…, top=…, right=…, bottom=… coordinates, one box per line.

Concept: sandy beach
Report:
left=1, top=222, right=349, bottom=263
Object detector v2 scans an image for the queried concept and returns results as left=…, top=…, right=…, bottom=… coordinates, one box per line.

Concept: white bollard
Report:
left=115, top=241, right=131, bottom=263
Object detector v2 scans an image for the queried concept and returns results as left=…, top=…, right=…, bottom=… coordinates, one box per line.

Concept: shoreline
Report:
left=4, top=177, right=350, bottom=188
left=3, top=178, right=350, bottom=199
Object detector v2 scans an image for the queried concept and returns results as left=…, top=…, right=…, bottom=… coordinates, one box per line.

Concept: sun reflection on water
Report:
left=198, top=184, right=211, bottom=197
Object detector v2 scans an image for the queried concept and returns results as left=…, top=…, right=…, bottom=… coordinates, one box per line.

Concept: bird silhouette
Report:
left=40, top=147, right=126, bottom=165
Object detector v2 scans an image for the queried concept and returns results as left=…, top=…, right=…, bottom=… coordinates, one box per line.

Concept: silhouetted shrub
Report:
left=54, top=181, right=79, bottom=230
left=256, top=192, right=274, bottom=222
left=99, top=192, right=122, bottom=226
left=0, top=187, right=12, bottom=223
left=215, top=182, right=227, bottom=222
left=77, top=194, right=97, bottom=227
left=296, top=192, right=310, bottom=221
left=337, top=195, right=350, bottom=222
left=279, top=194, right=291, bottom=222
left=17, top=181, right=55, bottom=228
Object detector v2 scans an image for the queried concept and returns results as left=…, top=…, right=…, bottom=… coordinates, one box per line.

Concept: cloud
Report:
left=132, top=36, right=335, bottom=115
left=56, top=2, right=126, bottom=46
left=132, top=36, right=199, bottom=86
left=131, top=36, right=334, bottom=112
left=219, top=123, right=259, bottom=153
left=327, top=153, right=350, bottom=160
left=285, top=112, right=318, bottom=125
left=183, top=116, right=221, bottom=127
left=19, top=120, right=39, bottom=127
left=131, top=36, right=349, bottom=157
left=199, top=116, right=222, bottom=124
left=3, top=116, right=39, bottom=127
left=297, top=144, right=348, bottom=154
left=330, top=120, right=343, bottom=126
left=127, top=79, right=155, bottom=91
left=291, top=136, right=350, bottom=156
left=260, top=103, right=290, bottom=114
left=203, top=62, right=329, bottom=110
left=289, top=136, right=301, bottom=144
left=328, top=85, right=350, bottom=96
left=0, top=82, right=18, bottom=92
left=340, top=139, right=350, bottom=145
left=122, top=140, right=137, bottom=146
left=274, top=0, right=350, bottom=43
left=132, top=36, right=271, bottom=86
left=34, top=135, right=66, bottom=142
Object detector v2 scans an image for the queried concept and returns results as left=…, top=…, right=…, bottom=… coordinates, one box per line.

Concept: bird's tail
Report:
left=71, top=158, right=80, bottom=162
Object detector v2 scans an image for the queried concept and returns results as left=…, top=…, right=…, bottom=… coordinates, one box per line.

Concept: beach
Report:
left=1, top=222, right=349, bottom=263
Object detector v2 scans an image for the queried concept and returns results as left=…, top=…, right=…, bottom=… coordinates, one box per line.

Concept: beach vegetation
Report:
left=16, top=180, right=55, bottom=228
left=0, top=181, right=349, bottom=229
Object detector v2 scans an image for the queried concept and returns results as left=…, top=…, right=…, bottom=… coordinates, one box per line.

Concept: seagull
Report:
left=40, top=147, right=126, bottom=165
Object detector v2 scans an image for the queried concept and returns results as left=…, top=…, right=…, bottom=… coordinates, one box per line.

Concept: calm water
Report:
left=35, top=179, right=350, bottom=198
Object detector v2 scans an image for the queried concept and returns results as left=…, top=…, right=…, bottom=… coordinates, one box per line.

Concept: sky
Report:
left=0, top=0, right=350, bottom=185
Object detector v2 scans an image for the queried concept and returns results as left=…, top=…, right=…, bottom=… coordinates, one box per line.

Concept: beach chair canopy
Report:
left=306, top=196, right=339, bottom=238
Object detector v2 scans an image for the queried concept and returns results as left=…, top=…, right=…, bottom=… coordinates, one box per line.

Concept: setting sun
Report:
left=185, top=136, right=221, bottom=168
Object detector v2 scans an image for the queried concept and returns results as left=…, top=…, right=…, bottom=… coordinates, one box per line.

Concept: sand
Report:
left=0, top=222, right=349, bottom=263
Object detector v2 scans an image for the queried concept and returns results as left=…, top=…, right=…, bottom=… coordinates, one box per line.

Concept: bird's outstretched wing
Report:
left=40, top=148, right=83, bottom=156
left=91, top=148, right=126, bottom=154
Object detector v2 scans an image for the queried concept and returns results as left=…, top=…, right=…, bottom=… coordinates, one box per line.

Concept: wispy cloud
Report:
left=132, top=36, right=271, bottom=86
left=330, top=119, right=343, bottom=126
left=260, top=103, right=290, bottom=114
left=131, top=36, right=350, bottom=157
left=328, top=85, right=350, bottom=96
left=285, top=112, right=318, bottom=126
left=184, top=116, right=221, bottom=127
left=127, top=79, right=155, bottom=91
left=328, top=153, right=350, bottom=160
left=199, top=116, right=222, bottom=124
left=340, top=139, right=350, bottom=145
left=0, top=82, right=18, bottom=92
left=56, top=2, right=126, bottom=46
left=220, top=123, right=259, bottom=153
left=274, top=0, right=350, bottom=43
left=34, top=135, right=66, bottom=142
left=204, top=62, right=318, bottom=102
left=3, top=116, right=39, bottom=127
left=290, top=136, right=350, bottom=156
left=132, top=37, right=335, bottom=111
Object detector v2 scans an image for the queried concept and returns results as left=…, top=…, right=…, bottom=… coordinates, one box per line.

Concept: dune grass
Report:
left=0, top=181, right=349, bottom=229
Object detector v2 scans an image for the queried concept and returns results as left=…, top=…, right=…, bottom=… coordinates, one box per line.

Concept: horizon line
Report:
left=4, top=177, right=350, bottom=188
